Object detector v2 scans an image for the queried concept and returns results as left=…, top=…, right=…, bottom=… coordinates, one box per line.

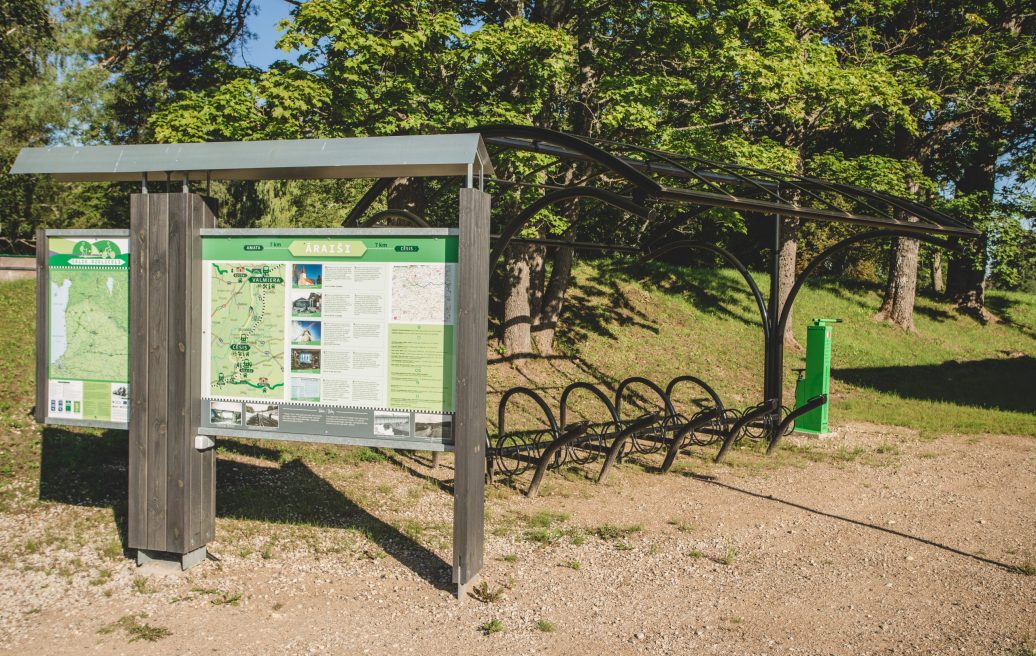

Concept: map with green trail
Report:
left=50, top=268, right=130, bottom=382
left=208, top=263, right=286, bottom=400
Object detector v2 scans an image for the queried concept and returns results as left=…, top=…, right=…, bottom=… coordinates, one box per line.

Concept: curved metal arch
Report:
left=343, top=177, right=394, bottom=226
left=559, top=381, right=620, bottom=427
left=497, top=386, right=560, bottom=441
left=361, top=208, right=431, bottom=228
left=776, top=230, right=958, bottom=340
left=665, top=375, right=724, bottom=414
left=489, top=187, right=651, bottom=267
left=471, top=124, right=663, bottom=195
left=483, top=128, right=979, bottom=237
left=614, top=376, right=677, bottom=418
left=641, top=240, right=770, bottom=342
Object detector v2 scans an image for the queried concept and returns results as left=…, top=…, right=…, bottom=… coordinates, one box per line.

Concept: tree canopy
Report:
left=1, top=0, right=1033, bottom=345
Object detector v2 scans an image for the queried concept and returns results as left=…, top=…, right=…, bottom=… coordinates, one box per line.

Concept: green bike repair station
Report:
left=794, top=318, right=840, bottom=435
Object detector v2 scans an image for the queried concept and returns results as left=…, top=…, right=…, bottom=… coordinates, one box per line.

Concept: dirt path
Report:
left=0, top=422, right=1034, bottom=655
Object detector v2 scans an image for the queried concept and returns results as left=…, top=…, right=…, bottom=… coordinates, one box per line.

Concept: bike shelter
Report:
left=12, top=126, right=978, bottom=596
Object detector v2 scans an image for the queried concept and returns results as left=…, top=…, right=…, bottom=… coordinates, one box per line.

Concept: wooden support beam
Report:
left=453, top=189, right=490, bottom=596
left=128, top=193, right=216, bottom=563
left=34, top=228, right=48, bottom=425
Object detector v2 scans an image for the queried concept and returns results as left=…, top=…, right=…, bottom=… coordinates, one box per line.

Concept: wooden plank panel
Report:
left=128, top=195, right=150, bottom=549
left=188, top=195, right=218, bottom=550
left=145, top=194, right=169, bottom=551
left=34, top=228, right=48, bottom=425
left=453, top=188, right=490, bottom=593
left=203, top=195, right=219, bottom=543
left=165, top=194, right=187, bottom=553
left=201, top=197, right=218, bottom=544
left=186, top=195, right=201, bottom=550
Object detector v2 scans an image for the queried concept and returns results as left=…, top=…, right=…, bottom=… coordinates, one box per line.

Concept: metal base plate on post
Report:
left=136, top=547, right=207, bottom=572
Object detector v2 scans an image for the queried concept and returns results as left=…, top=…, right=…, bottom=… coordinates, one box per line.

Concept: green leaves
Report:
left=152, top=65, right=332, bottom=143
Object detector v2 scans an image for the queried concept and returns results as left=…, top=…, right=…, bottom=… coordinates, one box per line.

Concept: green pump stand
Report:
left=794, top=318, right=840, bottom=434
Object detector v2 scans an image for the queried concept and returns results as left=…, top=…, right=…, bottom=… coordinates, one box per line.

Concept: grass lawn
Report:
left=487, top=260, right=1036, bottom=437
left=1, top=258, right=1033, bottom=503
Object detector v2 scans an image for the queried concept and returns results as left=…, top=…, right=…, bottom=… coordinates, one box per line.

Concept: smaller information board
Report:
left=198, top=229, right=459, bottom=450
left=43, top=231, right=131, bottom=428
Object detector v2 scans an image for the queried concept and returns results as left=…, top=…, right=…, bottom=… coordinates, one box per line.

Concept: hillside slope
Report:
left=486, top=261, right=1036, bottom=437
left=1, top=264, right=1033, bottom=445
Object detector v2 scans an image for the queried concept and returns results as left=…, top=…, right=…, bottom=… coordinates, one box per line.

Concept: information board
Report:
left=43, top=231, right=131, bottom=427
left=198, top=230, right=459, bottom=449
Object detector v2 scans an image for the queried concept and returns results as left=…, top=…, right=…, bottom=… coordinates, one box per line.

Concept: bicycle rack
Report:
left=487, top=373, right=819, bottom=493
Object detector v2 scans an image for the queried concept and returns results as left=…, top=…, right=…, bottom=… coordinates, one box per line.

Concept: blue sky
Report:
left=233, top=1, right=295, bottom=69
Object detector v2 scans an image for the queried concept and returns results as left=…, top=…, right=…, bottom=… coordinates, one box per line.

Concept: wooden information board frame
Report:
left=35, top=228, right=131, bottom=431
left=111, top=189, right=488, bottom=594
left=195, top=227, right=463, bottom=453
left=24, top=134, right=493, bottom=597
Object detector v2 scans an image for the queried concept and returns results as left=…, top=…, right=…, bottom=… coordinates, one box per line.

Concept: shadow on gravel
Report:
left=39, top=428, right=452, bottom=592
left=39, top=426, right=130, bottom=551
left=382, top=450, right=454, bottom=496
left=684, top=472, right=1024, bottom=574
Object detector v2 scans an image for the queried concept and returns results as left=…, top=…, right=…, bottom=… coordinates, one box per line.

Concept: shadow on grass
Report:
left=38, top=427, right=130, bottom=553
left=834, top=356, right=1036, bottom=415
left=683, top=472, right=1023, bottom=574
left=986, top=294, right=1036, bottom=340
left=39, top=428, right=452, bottom=591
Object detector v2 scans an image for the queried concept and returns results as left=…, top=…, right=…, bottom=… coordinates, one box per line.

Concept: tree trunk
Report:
left=946, top=234, right=988, bottom=313
left=527, top=243, right=546, bottom=322
left=874, top=236, right=920, bottom=330
left=876, top=131, right=921, bottom=330
left=777, top=216, right=802, bottom=348
left=532, top=244, right=574, bottom=355
left=501, top=243, right=534, bottom=355
left=387, top=177, right=425, bottom=217
left=946, top=132, right=997, bottom=316
left=931, top=251, right=945, bottom=294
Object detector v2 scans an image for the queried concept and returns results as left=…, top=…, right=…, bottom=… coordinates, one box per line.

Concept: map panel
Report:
left=45, top=235, right=131, bottom=425
left=391, top=263, right=456, bottom=323
left=50, top=269, right=130, bottom=382
left=208, top=263, right=286, bottom=400
left=200, top=234, right=459, bottom=446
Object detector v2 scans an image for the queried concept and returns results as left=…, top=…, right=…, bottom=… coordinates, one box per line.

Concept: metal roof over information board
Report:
left=10, top=134, right=494, bottom=182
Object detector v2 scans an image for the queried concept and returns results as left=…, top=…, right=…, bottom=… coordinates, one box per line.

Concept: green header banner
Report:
left=201, top=235, right=458, bottom=263
left=48, top=238, right=130, bottom=268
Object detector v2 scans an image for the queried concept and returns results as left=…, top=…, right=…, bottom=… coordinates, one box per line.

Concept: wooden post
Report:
left=35, top=228, right=48, bottom=425
left=453, top=188, right=490, bottom=596
left=128, top=193, right=216, bottom=568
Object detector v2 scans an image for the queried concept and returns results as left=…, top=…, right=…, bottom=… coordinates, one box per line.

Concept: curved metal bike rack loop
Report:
left=766, top=394, right=828, bottom=455
left=659, top=406, right=723, bottom=474
left=597, top=412, right=664, bottom=485
left=715, top=399, right=778, bottom=463
left=491, top=387, right=561, bottom=481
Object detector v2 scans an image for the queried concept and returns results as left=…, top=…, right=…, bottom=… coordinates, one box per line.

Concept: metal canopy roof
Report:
left=10, top=134, right=494, bottom=182
left=474, top=125, right=979, bottom=239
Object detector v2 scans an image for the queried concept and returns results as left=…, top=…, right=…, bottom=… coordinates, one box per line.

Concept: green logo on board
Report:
left=288, top=240, right=367, bottom=258
left=73, top=240, right=121, bottom=259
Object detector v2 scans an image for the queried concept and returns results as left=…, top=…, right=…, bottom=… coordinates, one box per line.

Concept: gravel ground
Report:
left=0, top=422, right=1034, bottom=655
